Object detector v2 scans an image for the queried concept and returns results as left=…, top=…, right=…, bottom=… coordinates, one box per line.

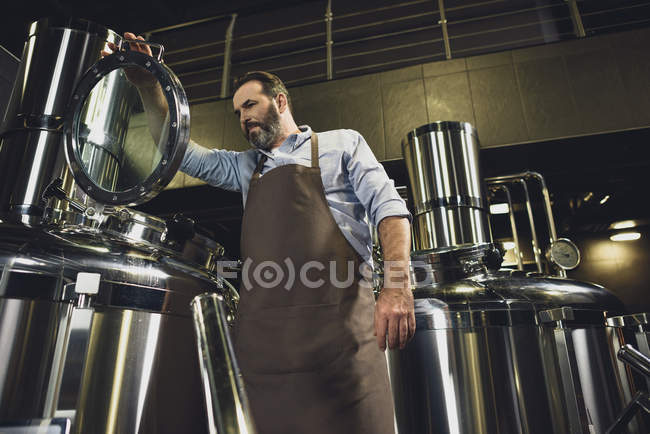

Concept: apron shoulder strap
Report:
left=310, top=132, right=319, bottom=168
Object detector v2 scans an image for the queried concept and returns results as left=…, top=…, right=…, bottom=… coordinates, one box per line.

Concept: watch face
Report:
left=549, top=239, right=580, bottom=270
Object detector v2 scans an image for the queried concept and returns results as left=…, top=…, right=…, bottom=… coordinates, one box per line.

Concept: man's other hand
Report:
left=374, top=261, right=415, bottom=351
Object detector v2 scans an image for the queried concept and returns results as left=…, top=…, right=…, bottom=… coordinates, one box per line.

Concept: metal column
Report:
left=325, top=0, right=333, bottom=80
left=221, top=14, right=237, bottom=99
left=438, top=0, right=452, bottom=59
left=566, top=0, right=586, bottom=38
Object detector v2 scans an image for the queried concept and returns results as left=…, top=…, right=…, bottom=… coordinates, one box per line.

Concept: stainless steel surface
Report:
left=402, top=121, right=490, bottom=252
left=540, top=307, right=641, bottom=434
left=0, top=298, right=73, bottom=420
left=192, top=293, right=256, bottom=434
left=396, top=123, right=634, bottom=434
left=0, top=18, right=119, bottom=219
left=0, top=220, right=238, bottom=431
left=74, top=307, right=207, bottom=434
left=388, top=270, right=631, bottom=434
left=0, top=17, right=244, bottom=434
left=220, top=14, right=237, bottom=99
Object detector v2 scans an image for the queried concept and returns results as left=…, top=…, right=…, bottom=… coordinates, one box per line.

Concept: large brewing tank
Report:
left=388, top=121, right=641, bottom=434
left=0, top=18, right=244, bottom=434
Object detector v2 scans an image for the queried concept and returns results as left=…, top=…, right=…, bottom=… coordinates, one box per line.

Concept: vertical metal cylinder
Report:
left=402, top=121, right=490, bottom=251
left=191, top=293, right=256, bottom=434
left=0, top=18, right=119, bottom=220
left=325, top=0, right=333, bottom=80
left=220, top=14, right=237, bottom=99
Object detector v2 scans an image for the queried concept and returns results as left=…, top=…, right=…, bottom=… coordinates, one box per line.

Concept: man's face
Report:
left=233, top=81, right=282, bottom=151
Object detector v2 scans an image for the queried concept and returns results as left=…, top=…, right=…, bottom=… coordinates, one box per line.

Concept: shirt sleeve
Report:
left=179, top=140, right=243, bottom=192
left=344, top=131, right=412, bottom=226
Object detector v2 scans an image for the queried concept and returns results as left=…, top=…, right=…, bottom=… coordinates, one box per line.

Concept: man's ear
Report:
left=276, top=93, right=288, bottom=114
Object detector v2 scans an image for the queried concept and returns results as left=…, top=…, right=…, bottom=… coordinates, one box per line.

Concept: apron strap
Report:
left=311, top=132, right=319, bottom=168
left=252, top=153, right=268, bottom=180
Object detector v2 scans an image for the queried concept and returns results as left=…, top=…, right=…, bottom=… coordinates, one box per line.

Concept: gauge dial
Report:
left=546, top=238, right=581, bottom=270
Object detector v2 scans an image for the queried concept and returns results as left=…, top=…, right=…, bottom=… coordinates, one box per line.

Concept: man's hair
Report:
left=233, top=71, right=292, bottom=113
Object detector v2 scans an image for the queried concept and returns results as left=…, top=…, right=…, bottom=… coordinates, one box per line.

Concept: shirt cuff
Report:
left=374, top=202, right=412, bottom=227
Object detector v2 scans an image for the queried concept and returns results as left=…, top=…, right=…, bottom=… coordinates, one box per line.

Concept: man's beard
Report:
left=246, top=105, right=282, bottom=151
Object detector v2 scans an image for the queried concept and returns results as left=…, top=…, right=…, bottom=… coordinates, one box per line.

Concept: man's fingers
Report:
left=387, top=313, right=399, bottom=350
left=399, top=316, right=409, bottom=349
left=408, top=311, right=416, bottom=340
left=375, top=311, right=387, bottom=351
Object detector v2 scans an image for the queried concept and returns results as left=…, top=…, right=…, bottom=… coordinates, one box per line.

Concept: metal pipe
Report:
left=437, top=0, right=452, bottom=59
left=618, top=344, right=650, bottom=379
left=220, top=14, right=237, bottom=99
left=191, top=293, right=256, bottom=434
left=486, top=171, right=559, bottom=245
left=325, top=0, right=334, bottom=80
left=491, top=185, right=523, bottom=271
left=566, top=0, right=586, bottom=38
left=518, top=179, right=544, bottom=273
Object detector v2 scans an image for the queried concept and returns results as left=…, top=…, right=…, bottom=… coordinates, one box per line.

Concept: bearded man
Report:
left=122, top=32, right=415, bottom=434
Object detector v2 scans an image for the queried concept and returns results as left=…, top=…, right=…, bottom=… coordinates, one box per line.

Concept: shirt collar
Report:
left=256, top=125, right=312, bottom=159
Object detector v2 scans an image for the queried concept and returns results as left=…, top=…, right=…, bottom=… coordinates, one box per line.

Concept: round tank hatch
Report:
left=64, top=48, right=189, bottom=206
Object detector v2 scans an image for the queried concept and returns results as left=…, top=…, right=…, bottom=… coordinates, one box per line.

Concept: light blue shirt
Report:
left=180, top=126, right=410, bottom=263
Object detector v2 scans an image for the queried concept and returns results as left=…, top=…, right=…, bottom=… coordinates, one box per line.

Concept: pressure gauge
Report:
left=546, top=238, right=581, bottom=270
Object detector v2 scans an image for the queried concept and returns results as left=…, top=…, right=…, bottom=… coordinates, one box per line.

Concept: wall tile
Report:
left=293, top=91, right=341, bottom=134
left=338, top=83, right=385, bottom=160
left=190, top=100, right=226, bottom=149
left=424, top=72, right=475, bottom=126
left=422, top=58, right=466, bottom=77
left=223, top=107, right=250, bottom=152
left=608, top=28, right=650, bottom=128
left=379, top=64, right=423, bottom=85
left=422, top=58, right=467, bottom=77
left=381, top=79, right=428, bottom=159
left=515, top=57, right=581, bottom=140
left=511, top=35, right=609, bottom=63
left=466, top=51, right=512, bottom=70
left=564, top=49, right=635, bottom=133
left=468, top=65, right=528, bottom=147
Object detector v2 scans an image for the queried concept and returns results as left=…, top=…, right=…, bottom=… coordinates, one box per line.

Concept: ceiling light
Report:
left=490, top=203, right=509, bottom=214
left=610, top=220, right=636, bottom=230
left=610, top=232, right=641, bottom=242
left=599, top=195, right=610, bottom=205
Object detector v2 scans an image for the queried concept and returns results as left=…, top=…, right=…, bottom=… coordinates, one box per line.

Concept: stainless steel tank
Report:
left=402, top=122, right=490, bottom=251
left=0, top=18, right=120, bottom=222
left=0, top=18, right=244, bottom=434
left=389, top=121, right=643, bottom=433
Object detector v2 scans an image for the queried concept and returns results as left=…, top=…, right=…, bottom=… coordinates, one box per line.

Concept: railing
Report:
left=145, top=0, right=650, bottom=104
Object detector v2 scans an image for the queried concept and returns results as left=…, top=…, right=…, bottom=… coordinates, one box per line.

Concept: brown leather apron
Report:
left=235, top=133, right=395, bottom=434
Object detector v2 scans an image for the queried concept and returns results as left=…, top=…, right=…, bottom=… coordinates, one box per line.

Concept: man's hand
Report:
left=101, top=32, right=158, bottom=88
left=374, top=216, right=415, bottom=351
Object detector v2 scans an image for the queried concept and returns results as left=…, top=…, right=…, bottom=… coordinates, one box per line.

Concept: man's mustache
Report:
left=245, top=121, right=263, bottom=133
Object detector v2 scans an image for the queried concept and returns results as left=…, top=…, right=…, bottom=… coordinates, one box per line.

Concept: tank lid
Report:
left=404, top=121, right=477, bottom=145
left=64, top=47, right=189, bottom=207
left=29, top=17, right=118, bottom=40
